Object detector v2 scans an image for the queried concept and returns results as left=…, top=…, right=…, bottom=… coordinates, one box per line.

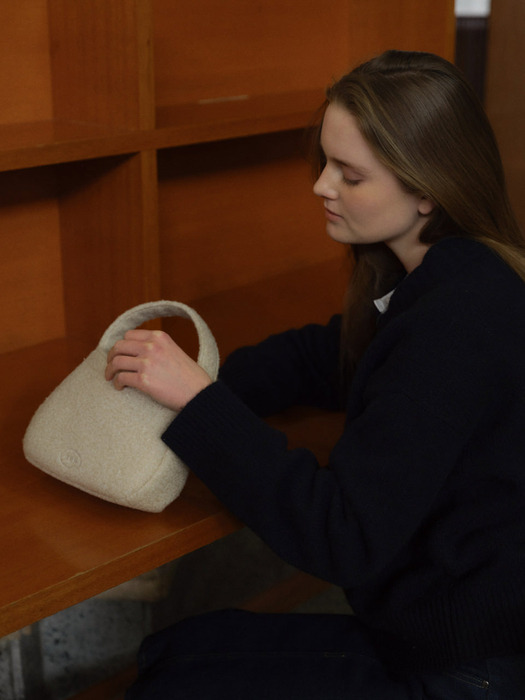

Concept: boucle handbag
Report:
left=23, top=301, right=219, bottom=513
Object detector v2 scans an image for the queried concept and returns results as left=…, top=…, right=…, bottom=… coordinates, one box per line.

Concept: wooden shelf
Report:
left=0, top=469, right=241, bottom=638
left=0, top=90, right=325, bottom=173
left=153, top=89, right=326, bottom=148
left=0, top=121, right=143, bottom=172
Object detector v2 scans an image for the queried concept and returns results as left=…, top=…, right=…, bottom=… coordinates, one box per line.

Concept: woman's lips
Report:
left=324, top=207, right=342, bottom=221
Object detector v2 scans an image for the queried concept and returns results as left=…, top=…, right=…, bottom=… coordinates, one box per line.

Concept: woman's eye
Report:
left=343, top=176, right=361, bottom=186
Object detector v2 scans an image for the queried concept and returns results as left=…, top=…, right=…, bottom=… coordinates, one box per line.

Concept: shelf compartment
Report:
left=157, top=130, right=339, bottom=310
left=185, top=257, right=350, bottom=359
left=0, top=154, right=160, bottom=354
left=152, top=0, right=350, bottom=107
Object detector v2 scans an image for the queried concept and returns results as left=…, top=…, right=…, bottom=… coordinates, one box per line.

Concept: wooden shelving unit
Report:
left=0, top=0, right=455, bottom=647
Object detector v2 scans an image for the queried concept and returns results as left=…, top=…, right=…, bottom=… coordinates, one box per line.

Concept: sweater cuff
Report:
left=161, top=380, right=287, bottom=481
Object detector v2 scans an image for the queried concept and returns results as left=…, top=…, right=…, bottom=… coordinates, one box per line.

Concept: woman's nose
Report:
left=313, top=167, right=337, bottom=200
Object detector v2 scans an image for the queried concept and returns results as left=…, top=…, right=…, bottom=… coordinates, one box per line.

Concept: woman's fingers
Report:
left=105, top=329, right=212, bottom=411
left=105, top=353, right=141, bottom=386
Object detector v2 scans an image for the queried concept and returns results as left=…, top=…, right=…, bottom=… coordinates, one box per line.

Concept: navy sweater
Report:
left=163, top=237, right=525, bottom=672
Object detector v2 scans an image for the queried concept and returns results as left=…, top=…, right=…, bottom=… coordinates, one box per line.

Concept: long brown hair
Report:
left=313, top=50, right=525, bottom=378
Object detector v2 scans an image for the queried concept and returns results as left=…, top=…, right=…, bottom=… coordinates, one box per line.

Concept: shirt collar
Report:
left=374, top=288, right=396, bottom=314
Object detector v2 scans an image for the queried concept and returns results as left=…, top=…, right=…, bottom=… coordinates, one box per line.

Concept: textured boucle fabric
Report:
left=23, top=301, right=219, bottom=512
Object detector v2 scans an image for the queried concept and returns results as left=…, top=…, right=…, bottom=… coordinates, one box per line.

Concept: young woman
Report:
left=106, top=51, right=525, bottom=698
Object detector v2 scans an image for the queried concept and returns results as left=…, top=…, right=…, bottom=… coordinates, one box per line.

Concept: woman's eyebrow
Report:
left=319, top=143, right=370, bottom=174
left=333, top=157, right=371, bottom=175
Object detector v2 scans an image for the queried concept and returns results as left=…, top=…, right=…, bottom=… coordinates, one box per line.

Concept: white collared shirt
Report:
left=373, top=289, right=396, bottom=314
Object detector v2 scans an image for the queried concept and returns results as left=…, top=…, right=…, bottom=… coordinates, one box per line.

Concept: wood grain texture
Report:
left=152, top=0, right=351, bottom=106
left=58, top=153, right=160, bottom=345
left=48, top=0, right=154, bottom=129
left=0, top=1, right=52, bottom=124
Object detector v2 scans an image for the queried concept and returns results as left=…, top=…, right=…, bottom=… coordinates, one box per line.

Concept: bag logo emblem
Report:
left=59, top=449, right=82, bottom=469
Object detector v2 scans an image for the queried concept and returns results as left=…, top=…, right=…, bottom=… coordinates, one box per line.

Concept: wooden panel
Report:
left=0, top=121, right=150, bottom=172
left=58, top=152, right=160, bottom=345
left=152, top=0, right=351, bottom=106
left=0, top=1, right=53, bottom=125
left=158, top=132, right=340, bottom=302
left=485, top=0, right=525, bottom=230
left=347, top=0, right=456, bottom=63
left=48, top=0, right=154, bottom=129
left=0, top=168, right=65, bottom=353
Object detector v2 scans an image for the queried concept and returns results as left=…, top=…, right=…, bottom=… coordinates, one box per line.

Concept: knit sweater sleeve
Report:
left=161, top=373, right=465, bottom=588
left=217, top=314, right=344, bottom=416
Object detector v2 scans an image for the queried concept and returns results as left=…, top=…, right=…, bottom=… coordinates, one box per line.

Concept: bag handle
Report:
left=99, top=300, right=220, bottom=379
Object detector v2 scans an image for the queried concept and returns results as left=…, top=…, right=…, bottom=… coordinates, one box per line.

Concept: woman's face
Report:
left=313, top=102, right=433, bottom=272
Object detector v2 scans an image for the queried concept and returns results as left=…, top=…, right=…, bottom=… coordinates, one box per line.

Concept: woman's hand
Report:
left=105, top=329, right=212, bottom=412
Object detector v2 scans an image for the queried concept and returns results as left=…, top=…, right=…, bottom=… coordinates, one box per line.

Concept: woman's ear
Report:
left=418, top=195, right=436, bottom=216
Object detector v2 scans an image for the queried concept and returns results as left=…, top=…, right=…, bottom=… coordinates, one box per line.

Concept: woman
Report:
left=106, top=51, right=525, bottom=698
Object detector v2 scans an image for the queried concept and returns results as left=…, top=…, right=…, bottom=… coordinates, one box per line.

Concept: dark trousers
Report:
left=125, top=609, right=525, bottom=699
